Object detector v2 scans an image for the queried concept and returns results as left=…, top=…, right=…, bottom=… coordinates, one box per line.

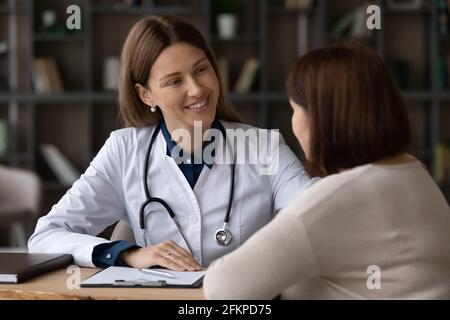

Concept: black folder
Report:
left=0, top=252, right=73, bottom=284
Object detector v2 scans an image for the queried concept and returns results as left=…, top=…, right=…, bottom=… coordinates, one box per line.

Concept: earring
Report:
left=150, top=106, right=157, bottom=112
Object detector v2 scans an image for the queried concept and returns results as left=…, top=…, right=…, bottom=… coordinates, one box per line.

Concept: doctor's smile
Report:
left=184, top=96, right=210, bottom=112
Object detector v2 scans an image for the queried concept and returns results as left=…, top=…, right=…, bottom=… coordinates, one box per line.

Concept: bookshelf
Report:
left=0, top=0, right=448, bottom=212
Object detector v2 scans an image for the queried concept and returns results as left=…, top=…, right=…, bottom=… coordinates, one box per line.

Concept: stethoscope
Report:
left=139, top=122, right=236, bottom=254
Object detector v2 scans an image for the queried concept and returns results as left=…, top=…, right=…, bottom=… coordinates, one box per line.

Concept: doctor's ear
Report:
left=135, top=83, right=155, bottom=107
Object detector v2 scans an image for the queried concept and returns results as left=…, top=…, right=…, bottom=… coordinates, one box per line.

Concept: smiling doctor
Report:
left=28, top=16, right=315, bottom=271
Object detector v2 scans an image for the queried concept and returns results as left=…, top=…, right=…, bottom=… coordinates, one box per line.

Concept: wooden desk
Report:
left=0, top=268, right=205, bottom=300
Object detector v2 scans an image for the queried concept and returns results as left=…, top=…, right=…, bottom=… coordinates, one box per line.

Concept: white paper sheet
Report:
left=81, top=266, right=205, bottom=287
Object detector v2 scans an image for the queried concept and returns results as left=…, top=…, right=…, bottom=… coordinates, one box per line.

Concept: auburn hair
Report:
left=286, top=43, right=411, bottom=176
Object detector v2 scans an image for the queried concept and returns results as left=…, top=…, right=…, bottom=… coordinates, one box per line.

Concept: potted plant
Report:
left=214, top=0, right=241, bottom=39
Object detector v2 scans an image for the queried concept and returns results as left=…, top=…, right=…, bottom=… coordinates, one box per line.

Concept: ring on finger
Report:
left=165, top=251, right=173, bottom=260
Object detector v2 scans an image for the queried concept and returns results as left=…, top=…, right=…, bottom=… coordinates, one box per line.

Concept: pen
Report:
left=139, top=268, right=176, bottom=278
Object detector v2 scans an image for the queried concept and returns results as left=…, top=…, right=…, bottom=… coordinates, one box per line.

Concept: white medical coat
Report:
left=28, top=121, right=315, bottom=267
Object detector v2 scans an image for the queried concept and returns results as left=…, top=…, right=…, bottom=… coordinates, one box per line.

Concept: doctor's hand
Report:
left=120, top=240, right=202, bottom=271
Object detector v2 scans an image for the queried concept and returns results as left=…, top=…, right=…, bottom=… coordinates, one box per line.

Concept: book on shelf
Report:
left=233, top=58, right=260, bottom=94
left=435, top=142, right=450, bottom=184
left=40, top=144, right=80, bottom=187
left=122, top=0, right=143, bottom=7
left=285, top=0, right=313, bottom=10
left=0, top=41, right=8, bottom=91
left=386, top=0, right=423, bottom=10
left=114, top=0, right=143, bottom=10
left=437, top=52, right=450, bottom=90
left=437, top=0, right=450, bottom=36
left=0, top=118, right=7, bottom=158
left=438, top=55, right=449, bottom=91
left=297, top=13, right=309, bottom=56
left=217, top=57, right=229, bottom=94
left=103, top=56, right=120, bottom=91
left=33, top=57, right=64, bottom=94
left=443, top=53, right=450, bottom=90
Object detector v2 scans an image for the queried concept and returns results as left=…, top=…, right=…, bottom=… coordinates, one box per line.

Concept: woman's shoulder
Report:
left=285, top=162, right=423, bottom=220
left=283, top=165, right=372, bottom=216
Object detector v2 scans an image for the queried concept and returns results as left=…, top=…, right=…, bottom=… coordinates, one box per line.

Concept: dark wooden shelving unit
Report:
left=0, top=0, right=448, bottom=203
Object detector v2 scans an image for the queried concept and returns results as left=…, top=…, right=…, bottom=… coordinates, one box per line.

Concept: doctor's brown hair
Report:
left=119, top=16, right=242, bottom=127
left=286, top=43, right=411, bottom=176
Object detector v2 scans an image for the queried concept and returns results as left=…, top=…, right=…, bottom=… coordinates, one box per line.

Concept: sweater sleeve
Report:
left=203, top=211, right=317, bottom=300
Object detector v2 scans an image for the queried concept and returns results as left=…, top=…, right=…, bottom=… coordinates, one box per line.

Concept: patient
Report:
left=203, top=43, right=450, bottom=299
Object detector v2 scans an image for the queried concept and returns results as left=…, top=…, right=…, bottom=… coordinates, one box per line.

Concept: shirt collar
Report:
left=160, top=119, right=224, bottom=169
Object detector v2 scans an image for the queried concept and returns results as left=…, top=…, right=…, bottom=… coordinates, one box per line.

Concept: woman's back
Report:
left=204, top=43, right=450, bottom=300
left=204, top=161, right=450, bottom=299
left=286, top=161, right=450, bottom=299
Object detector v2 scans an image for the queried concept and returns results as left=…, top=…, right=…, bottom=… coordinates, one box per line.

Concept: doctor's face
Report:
left=290, top=99, right=310, bottom=159
left=144, top=42, right=219, bottom=132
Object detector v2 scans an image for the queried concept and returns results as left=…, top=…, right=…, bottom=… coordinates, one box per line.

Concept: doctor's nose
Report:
left=186, top=77, right=204, bottom=98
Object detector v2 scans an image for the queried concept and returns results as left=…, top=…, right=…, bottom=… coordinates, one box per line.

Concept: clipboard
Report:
left=80, top=266, right=205, bottom=288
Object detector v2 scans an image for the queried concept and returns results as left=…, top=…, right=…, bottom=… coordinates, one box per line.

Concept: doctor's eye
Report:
left=166, top=78, right=182, bottom=87
left=195, top=65, right=209, bottom=75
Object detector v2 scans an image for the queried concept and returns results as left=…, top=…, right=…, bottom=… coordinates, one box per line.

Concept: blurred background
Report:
left=0, top=0, right=448, bottom=249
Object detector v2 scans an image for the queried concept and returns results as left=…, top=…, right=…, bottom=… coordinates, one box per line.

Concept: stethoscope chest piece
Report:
left=215, top=223, right=232, bottom=246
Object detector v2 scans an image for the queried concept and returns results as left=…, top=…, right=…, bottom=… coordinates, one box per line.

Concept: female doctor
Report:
left=28, top=16, right=314, bottom=271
